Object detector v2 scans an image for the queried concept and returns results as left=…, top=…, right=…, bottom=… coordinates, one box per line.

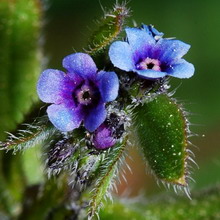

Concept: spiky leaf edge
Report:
left=0, top=121, right=58, bottom=153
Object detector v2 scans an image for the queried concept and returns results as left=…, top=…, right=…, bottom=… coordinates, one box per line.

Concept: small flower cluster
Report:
left=37, top=25, right=194, bottom=150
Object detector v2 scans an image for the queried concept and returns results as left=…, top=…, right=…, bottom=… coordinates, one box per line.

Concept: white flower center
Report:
left=76, top=85, right=93, bottom=105
left=137, top=57, right=161, bottom=71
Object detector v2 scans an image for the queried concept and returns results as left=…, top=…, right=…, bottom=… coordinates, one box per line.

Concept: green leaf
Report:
left=0, top=1, right=42, bottom=215
left=0, top=0, right=41, bottom=140
left=88, top=140, right=127, bottom=219
left=133, top=94, right=190, bottom=186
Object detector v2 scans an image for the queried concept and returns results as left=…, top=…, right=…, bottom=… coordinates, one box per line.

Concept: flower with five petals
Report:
left=37, top=53, right=119, bottom=132
left=109, top=25, right=195, bottom=79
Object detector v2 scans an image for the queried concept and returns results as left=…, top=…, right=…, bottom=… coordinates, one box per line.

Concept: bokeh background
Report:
left=43, top=0, right=220, bottom=196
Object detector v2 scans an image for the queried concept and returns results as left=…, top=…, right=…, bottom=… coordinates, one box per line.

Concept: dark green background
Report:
left=43, top=0, right=220, bottom=195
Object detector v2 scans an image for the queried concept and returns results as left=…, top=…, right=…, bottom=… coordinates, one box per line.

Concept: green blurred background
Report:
left=43, top=0, right=220, bottom=196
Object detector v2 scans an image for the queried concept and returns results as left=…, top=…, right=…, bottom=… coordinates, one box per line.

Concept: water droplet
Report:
left=164, top=84, right=170, bottom=89
left=169, top=65, right=174, bottom=69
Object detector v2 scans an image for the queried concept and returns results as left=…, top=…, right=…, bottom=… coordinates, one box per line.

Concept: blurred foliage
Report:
left=0, top=0, right=41, bottom=140
left=100, top=184, right=220, bottom=220
left=0, top=0, right=42, bottom=217
left=18, top=177, right=70, bottom=220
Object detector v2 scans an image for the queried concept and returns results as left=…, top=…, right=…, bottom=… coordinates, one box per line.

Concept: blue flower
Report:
left=109, top=25, right=195, bottom=79
left=37, top=53, right=119, bottom=132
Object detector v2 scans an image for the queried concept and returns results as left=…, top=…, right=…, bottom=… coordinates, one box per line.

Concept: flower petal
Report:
left=47, top=104, right=83, bottom=132
left=166, top=59, right=195, bottom=79
left=109, top=41, right=135, bottom=71
left=98, top=71, right=119, bottom=102
left=84, top=102, right=106, bottom=132
left=157, top=39, right=191, bottom=63
left=125, top=27, right=155, bottom=52
left=62, top=53, right=97, bottom=79
left=136, top=69, right=167, bottom=79
left=37, top=69, right=68, bottom=104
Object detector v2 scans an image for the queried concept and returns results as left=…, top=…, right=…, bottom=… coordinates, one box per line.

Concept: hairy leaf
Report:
left=86, top=3, right=129, bottom=67
left=133, top=94, right=190, bottom=186
left=0, top=122, right=57, bottom=152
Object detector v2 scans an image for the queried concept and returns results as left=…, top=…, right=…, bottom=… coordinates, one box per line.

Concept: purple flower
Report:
left=37, top=53, right=119, bottom=132
left=109, top=25, right=195, bottom=79
left=92, top=124, right=116, bottom=150
left=92, top=113, right=125, bottom=150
